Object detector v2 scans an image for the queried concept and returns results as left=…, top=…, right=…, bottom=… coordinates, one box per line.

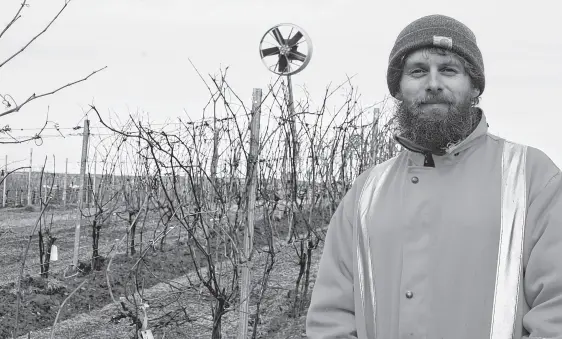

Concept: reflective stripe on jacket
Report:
left=306, top=112, right=562, bottom=339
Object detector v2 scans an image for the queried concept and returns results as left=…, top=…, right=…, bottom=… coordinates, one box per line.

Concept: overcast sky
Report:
left=0, top=0, right=561, bottom=173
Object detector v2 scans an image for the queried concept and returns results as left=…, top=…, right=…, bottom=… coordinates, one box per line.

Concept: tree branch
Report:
left=0, top=166, right=30, bottom=186
left=0, top=0, right=73, bottom=69
left=0, top=66, right=107, bottom=118
left=0, top=0, right=27, bottom=40
left=0, top=116, right=49, bottom=144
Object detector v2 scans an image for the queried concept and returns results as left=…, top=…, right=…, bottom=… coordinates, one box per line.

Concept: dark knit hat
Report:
left=387, top=14, right=485, bottom=98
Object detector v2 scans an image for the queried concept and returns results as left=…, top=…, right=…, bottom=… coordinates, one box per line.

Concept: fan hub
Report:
left=279, top=45, right=291, bottom=55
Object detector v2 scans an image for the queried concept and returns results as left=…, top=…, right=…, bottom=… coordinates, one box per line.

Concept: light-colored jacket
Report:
left=306, top=112, right=562, bottom=339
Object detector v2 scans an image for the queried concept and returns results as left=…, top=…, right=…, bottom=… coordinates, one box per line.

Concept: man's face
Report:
left=394, top=48, right=481, bottom=152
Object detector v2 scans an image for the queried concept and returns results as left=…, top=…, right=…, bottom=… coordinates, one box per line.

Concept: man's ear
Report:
left=395, top=91, right=403, bottom=101
left=471, top=87, right=481, bottom=99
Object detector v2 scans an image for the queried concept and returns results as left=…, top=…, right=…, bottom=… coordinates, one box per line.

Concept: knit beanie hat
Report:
left=387, top=14, right=485, bottom=98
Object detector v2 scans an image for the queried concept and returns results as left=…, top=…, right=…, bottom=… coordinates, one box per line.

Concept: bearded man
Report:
left=306, top=14, right=562, bottom=339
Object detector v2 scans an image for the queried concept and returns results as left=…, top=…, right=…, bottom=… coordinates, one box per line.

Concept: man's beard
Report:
left=394, top=94, right=480, bottom=153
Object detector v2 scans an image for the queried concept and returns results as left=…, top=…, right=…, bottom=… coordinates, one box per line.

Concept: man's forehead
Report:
left=403, top=49, right=463, bottom=66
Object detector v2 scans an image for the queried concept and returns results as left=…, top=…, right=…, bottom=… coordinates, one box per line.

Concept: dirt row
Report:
left=1, top=205, right=328, bottom=338
left=15, top=234, right=325, bottom=339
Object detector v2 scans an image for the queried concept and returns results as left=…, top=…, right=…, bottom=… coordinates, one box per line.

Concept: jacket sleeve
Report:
left=522, top=171, right=562, bottom=338
left=306, top=190, right=357, bottom=338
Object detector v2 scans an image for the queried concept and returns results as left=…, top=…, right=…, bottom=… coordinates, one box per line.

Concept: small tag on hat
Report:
left=433, top=36, right=453, bottom=50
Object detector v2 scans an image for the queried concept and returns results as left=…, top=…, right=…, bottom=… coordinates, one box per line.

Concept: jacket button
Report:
left=411, top=176, right=419, bottom=184
left=405, top=291, right=414, bottom=299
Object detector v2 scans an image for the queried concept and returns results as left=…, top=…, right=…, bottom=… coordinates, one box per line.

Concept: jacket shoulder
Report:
left=524, top=145, right=561, bottom=203
left=501, top=138, right=560, bottom=180
left=491, top=134, right=561, bottom=202
left=488, top=133, right=560, bottom=175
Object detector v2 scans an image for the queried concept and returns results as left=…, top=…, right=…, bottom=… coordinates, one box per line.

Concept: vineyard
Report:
left=0, top=74, right=403, bottom=338
left=0, top=2, right=404, bottom=338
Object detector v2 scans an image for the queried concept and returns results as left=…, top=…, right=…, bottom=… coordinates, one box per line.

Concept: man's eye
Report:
left=442, top=67, right=457, bottom=74
left=410, top=69, right=425, bottom=75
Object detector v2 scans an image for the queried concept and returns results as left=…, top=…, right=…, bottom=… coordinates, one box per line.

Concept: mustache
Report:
left=413, top=95, right=454, bottom=105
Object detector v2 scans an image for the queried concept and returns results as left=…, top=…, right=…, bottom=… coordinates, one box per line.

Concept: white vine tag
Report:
left=50, top=245, right=58, bottom=261
left=140, top=330, right=154, bottom=339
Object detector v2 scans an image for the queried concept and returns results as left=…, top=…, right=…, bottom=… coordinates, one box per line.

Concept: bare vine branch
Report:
left=0, top=66, right=107, bottom=118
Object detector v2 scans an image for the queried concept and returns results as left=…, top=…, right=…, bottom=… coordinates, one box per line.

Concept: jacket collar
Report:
left=394, top=108, right=489, bottom=165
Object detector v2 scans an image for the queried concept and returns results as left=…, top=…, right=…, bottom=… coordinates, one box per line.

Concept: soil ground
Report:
left=0, top=203, right=331, bottom=338
left=12, top=236, right=325, bottom=339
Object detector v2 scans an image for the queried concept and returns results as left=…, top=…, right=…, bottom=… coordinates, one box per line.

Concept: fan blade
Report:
left=261, top=47, right=280, bottom=57
left=278, top=55, right=289, bottom=72
left=288, top=50, right=306, bottom=62
left=288, top=31, right=303, bottom=46
left=271, top=28, right=285, bottom=45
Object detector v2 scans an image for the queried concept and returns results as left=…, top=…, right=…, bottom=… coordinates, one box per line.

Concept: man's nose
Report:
left=426, top=70, right=443, bottom=94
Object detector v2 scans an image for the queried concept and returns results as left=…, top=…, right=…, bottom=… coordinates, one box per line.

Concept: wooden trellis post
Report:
left=238, top=88, right=262, bottom=339
left=72, top=119, right=90, bottom=270
left=93, top=152, right=97, bottom=206
left=63, top=158, right=68, bottom=207
left=2, top=155, right=7, bottom=207
left=27, top=148, right=32, bottom=206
